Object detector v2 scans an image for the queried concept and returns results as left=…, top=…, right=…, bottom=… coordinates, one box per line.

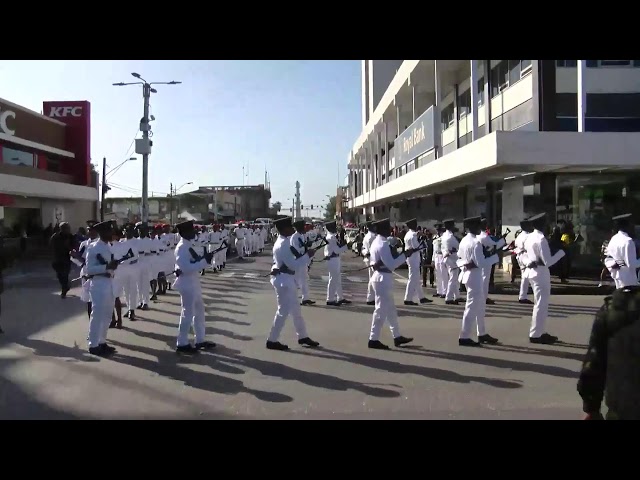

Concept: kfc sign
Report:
left=48, top=106, right=83, bottom=118
left=0, top=107, right=16, bottom=136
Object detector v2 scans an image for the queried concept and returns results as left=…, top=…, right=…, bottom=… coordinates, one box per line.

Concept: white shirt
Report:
left=119, top=237, right=140, bottom=265
left=235, top=227, right=246, bottom=240
left=522, top=229, right=565, bottom=277
left=477, top=231, right=505, bottom=271
left=441, top=230, right=459, bottom=267
left=606, top=231, right=639, bottom=287
left=210, top=230, right=222, bottom=244
left=432, top=234, right=443, bottom=256
left=457, top=233, right=498, bottom=284
left=174, top=238, right=207, bottom=277
left=369, top=235, right=407, bottom=273
left=137, top=237, right=152, bottom=258
left=271, top=234, right=309, bottom=286
left=86, top=239, right=114, bottom=279
left=323, top=232, right=348, bottom=259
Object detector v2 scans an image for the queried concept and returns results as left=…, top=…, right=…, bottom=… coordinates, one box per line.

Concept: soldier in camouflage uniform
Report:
left=577, top=285, right=640, bottom=420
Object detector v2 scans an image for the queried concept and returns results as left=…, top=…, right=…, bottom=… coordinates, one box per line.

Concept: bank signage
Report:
left=0, top=107, right=16, bottom=136
left=394, top=106, right=435, bottom=166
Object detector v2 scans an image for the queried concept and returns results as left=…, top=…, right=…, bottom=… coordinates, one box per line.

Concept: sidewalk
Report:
left=491, top=270, right=611, bottom=296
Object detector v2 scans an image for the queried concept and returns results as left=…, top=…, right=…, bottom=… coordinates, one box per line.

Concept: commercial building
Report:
left=0, top=97, right=97, bottom=237
left=192, top=185, right=271, bottom=221
left=347, top=60, right=640, bottom=270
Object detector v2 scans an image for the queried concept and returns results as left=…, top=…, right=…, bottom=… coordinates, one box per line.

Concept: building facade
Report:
left=347, top=60, right=640, bottom=271
left=193, top=185, right=271, bottom=221
left=0, top=97, right=97, bottom=237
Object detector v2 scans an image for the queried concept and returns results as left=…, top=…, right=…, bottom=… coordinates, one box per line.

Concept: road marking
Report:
left=395, top=277, right=408, bottom=284
left=346, top=276, right=366, bottom=283
left=243, top=273, right=261, bottom=278
left=218, top=272, right=236, bottom=278
left=321, top=275, right=329, bottom=282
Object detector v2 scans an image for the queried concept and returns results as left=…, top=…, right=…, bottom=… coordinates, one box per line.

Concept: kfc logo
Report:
left=48, top=106, right=83, bottom=118
left=0, top=107, right=16, bottom=136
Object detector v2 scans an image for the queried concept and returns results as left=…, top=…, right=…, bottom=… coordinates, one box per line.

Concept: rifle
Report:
left=484, top=228, right=511, bottom=257
left=71, top=250, right=133, bottom=282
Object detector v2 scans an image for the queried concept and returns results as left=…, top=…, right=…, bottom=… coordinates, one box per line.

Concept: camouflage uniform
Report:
left=577, top=286, right=640, bottom=420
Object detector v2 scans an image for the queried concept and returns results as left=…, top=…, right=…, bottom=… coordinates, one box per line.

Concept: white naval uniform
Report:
left=605, top=231, right=640, bottom=289
left=432, top=234, right=447, bottom=296
left=150, top=236, right=164, bottom=279
left=324, top=232, right=348, bottom=302
left=267, top=234, right=311, bottom=342
left=118, top=237, right=140, bottom=309
left=403, top=229, right=426, bottom=303
left=477, top=231, right=505, bottom=300
left=522, top=229, right=566, bottom=338
left=235, top=227, right=246, bottom=259
left=136, top=236, right=153, bottom=305
left=290, top=231, right=311, bottom=302
left=457, top=233, right=499, bottom=340
left=78, top=238, right=97, bottom=303
left=209, top=230, right=223, bottom=269
left=86, top=239, right=115, bottom=349
left=362, top=230, right=377, bottom=303
left=513, top=230, right=531, bottom=301
left=220, top=228, right=229, bottom=264
left=441, top=230, right=460, bottom=301
left=368, top=235, right=408, bottom=341
left=259, top=227, right=266, bottom=250
left=159, top=233, right=174, bottom=275
left=173, top=237, right=208, bottom=348
left=110, top=240, right=130, bottom=300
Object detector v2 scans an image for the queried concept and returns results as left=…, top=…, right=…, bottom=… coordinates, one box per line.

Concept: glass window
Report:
left=600, top=60, right=631, bottom=66
left=556, top=60, right=577, bottom=67
left=441, top=103, right=455, bottom=129
left=477, top=77, right=485, bottom=106
left=457, top=89, right=471, bottom=117
left=2, top=146, right=35, bottom=167
left=586, top=60, right=598, bottom=67
left=521, top=59, right=532, bottom=73
left=491, top=61, right=509, bottom=97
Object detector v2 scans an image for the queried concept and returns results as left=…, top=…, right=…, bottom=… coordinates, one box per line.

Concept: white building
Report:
left=347, top=60, right=640, bottom=270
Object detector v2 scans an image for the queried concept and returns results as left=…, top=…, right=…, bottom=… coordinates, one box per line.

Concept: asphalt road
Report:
left=0, top=245, right=603, bottom=419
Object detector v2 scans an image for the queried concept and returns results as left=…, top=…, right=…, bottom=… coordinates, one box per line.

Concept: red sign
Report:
left=42, top=100, right=91, bottom=186
left=0, top=194, right=14, bottom=206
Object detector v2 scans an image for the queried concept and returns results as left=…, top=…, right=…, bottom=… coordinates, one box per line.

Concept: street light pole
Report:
left=101, top=157, right=107, bottom=221
left=113, top=73, right=182, bottom=229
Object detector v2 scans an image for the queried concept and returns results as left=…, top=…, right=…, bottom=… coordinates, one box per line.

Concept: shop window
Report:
left=2, top=146, right=35, bottom=167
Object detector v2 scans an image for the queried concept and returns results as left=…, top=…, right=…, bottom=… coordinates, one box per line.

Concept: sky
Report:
left=0, top=60, right=361, bottom=215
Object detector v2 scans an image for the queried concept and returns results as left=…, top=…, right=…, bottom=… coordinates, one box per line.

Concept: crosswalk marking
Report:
left=346, top=276, right=366, bottom=283
left=218, top=272, right=235, bottom=278
left=243, top=273, right=261, bottom=278
left=395, top=277, right=409, bottom=285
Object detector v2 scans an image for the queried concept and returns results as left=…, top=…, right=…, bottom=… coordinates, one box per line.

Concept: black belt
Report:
left=138, top=251, right=144, bottom=254
left=372, top=265, right=391, bottom=273
left=526, top=260, right=546, bottom=269
left=324, top=253, right=339, bottom=261
left=150, top=251, right=157, bottom=254
left=270, top=265, right=295, bottom=275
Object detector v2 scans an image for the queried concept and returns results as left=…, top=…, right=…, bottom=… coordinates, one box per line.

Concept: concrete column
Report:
left=470, top=60, right=479, bottom=141
left=396, top=103, right=401, bottom=137
left=376, top=132, right=381, bottom=188
left=434, top=60, right=443, bottom=158
left=484, top=60, right=492, bottom=135
left=454, top=83, right=460, bottom=149
left=383, top=121, right=388, bottom=180
left=577, top=60, right=587, bottom=132
left=412, top=84, right=416, bottom=121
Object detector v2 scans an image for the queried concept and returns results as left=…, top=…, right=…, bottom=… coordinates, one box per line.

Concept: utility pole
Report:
left=113, top=73, right=181, bottom=229
left=169, top=182, right=173, bottom=225
left=295, top=181, right=302, bottom=220
left=100, top=157, right=107, bottom=221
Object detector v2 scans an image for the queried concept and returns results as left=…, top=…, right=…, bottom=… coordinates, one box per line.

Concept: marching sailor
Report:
left=291, top=219, right=315, bottom=305
left=605, top=213, right=640, bottom=290
left=119, top=225, right=140, bottom=321
left=402, top=218, right=432, bottom=306
left=456, top=216, right=500, bottom=347
left=441, top=219, right=462, bottom=305
left=361, top=221, right=377, bottom=306
left=324, top=220, right=350, bottom=306
left=109, top=226, right=129, bottom=329
left=73, top=221, right=99, bottom=319
left=209, top=224, right=224, bottom=272
left=522, top=212, right=566, bottom=344
left=367, top=218, right=416, bottom=350
left=431, top=223, right=447, bottom=298
left=513, top=219, right=533, bottom=304
left=478, top=217, right=506, bottom=305
left=266, top=216, right=320, bottom=351
left=219, top=224, right=229, bottom=268
left=173, top=220, right=216, bottom=354
left=86, top=221, right=119, bottom=356
left=134, top=222, right=152, bottom=311
left=235, top=223, right=246, bottom=260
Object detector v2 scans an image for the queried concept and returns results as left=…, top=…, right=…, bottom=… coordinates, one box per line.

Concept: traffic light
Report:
left=311, top=204, right=314, bottom=209
left=301, top=205, right=304, bottom=209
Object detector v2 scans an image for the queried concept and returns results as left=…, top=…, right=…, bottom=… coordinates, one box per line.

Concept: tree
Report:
left=324, top=196, right=337, bottom=220
left=271, top=201, right=282, bottom=213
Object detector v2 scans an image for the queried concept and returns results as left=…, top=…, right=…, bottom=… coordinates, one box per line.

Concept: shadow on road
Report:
left=287, top=347, right=523, bottom=389
left=482, top=343, right=587, bottom=362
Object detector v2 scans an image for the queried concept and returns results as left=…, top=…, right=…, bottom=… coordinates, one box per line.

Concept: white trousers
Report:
left=137, top=258, right=151, bottom=305
left=221, top=244, right=227, bottom=264
left=88, top=280, right=114, bottom=348
left=235, top=239, right=245, bottom=258
left=369, top=272, right=401, bottom=341
left=119, top=265, right=138, bottom=309
left=295, top=267, right=310, bottom=301
left=366, top=267, right=374, bottom=302
left=481, top=267, right=491, bottom=298
left=404, top=259, right=425, bottom=302
left=209, top=243, right=222, bottom=269
left=326, top=258, right=343, bottom=302
left=177, top=281, right=206, bottom=347
left=528, top=268, right=551, bottom=338
left=519, top=275, right=530, bottom=300
left=459, top=274, right=487, bottom=339
left=434, top=255, right=447, bottom=295
left=445, top=265, right=460, bottom=301
left=268, top=281, right=308, bottom=342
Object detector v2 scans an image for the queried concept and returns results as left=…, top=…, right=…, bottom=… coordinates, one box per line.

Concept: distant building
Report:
left=192, top=185, right=271, bottom=221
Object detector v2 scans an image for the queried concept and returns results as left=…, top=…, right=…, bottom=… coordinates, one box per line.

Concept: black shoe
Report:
left=458, top=338, right=481, bottom=347
left=89, top=346, right=107, bottom=356
left=478, top=334, right=499, bottom=345
left=530, top=333, right=558, bottom=345
left=141, top=304, right=150, bottom=311
left=298, top=337, right=320, bottom=348
left=195, top=341, right=216, bottom=350
left=137, top=303, right=143, bottom=309
left=338, top=299, right=351, bottom=305
left=419, top=298, right=433, bottom=304
left=176, top=344, right=199, bottom=354
left=430, top=284, right=435, bottom=288
left=301, top=299, right=316, bottom=306
left=99, top=343, right=117, bottom=354
left=445, top=300, right=458, bottom=305
left=519, top=299, right=534, bottom=305
left=150, top=294, right=158, bottom=301
left=404, top=300, right=418, bottom=306
left=394, top=336, right=414, bottom=347
left=266, top=340, right=289, bottom=351
left=485, top=298, right=496, bottom=305
left=368, top=340, right=390, bottom=350
left=366, top=301, right=375, bottom=306
left=432, top=293, right=441, bottom=298
left=109, top=320, right=117, bottom=329
left=439, top=295, right=445, bottom=299
left=326, top=301, right=341, bottom=306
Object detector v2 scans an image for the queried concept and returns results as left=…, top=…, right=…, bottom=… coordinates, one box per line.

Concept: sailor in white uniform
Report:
left=477, top=217, right=506, bottom=305
left=361, top=222, right=378, bottom=306
left=441, top=219, right=462, bottom=304
left=605, top=213, right=640, bottom=289
left=513, top=219, right=533, bottom=304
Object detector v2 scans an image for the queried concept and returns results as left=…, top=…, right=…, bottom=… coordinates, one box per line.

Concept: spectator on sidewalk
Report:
left=50, top=222, right=74, bottom=299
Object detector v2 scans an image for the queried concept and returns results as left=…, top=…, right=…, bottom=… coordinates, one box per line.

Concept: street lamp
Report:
left=170, top=181, right=193, bottom=224
left=113, top=72, right=182, bottom=229
left=100, top=156, right=137, bottom=221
